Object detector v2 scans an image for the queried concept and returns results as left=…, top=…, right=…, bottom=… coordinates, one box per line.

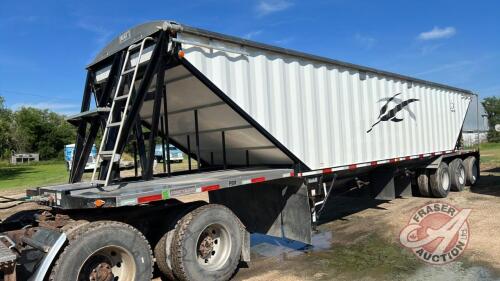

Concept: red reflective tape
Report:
left=201, top=184, right=220, bottom=192
left=389, top=158, right=397, bottom=163
left=419, top=154, right=424, bottom=159
left=370, top=161, right=378, bottom=166
left=251, top=177, right=266, bottom=183
left=138, top=194, right=163, bottom=204
left=348, top=164, right=357, bottom=170
left=405, top=156, right=411, bottom=160
left=322, top=168, right=333, bottom=174
left=290, top=171, right=295, bottom=177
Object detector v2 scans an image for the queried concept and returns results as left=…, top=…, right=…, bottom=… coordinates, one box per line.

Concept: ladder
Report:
left=91, top=37, right=154, bottom=186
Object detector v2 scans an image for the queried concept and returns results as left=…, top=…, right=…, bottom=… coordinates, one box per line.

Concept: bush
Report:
left=0, top=96, right=76, bottom=160
left=482, top=97, right=500, bottom=143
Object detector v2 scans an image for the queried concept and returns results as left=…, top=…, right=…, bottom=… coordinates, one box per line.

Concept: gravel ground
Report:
left=1, top=164, right=498, bottom=281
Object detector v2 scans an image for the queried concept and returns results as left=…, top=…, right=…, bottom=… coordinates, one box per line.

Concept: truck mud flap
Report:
left=208, top=178, right=312, bottom=244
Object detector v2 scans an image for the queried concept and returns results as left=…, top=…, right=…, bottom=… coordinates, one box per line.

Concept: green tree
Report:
left=482, top=96, right=500, bottom=143
left=0, top=97, right=13, bottom=159
left=12, top=107, right=76, bottom=159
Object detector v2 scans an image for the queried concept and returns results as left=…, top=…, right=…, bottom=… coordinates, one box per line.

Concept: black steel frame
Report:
left=70, top=28, right=304, bottom=185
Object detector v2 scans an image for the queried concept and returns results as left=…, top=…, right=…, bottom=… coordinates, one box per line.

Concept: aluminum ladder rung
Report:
left=91, top=180, right=107, bottom=185
left=106, top=122, right=121, bottom=128
left=92, top=36, right=154, bottom=186
left=122, top=68, right=135, bottom=76
left=114, top=95, right=129, bottom=101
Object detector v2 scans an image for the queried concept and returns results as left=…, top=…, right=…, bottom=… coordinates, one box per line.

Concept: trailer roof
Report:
left=89, top=20, right=474, bottom=95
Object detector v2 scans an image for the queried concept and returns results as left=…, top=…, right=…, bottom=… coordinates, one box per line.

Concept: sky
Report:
left=0, top=0, right=499, bottom=115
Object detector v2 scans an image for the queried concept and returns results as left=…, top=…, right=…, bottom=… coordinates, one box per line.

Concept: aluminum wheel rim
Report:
left=78, top=245, right=136, bottom=281
left=471, top=163, right=478, bottom=182
left=441, top=170, right=450, bottom=191
left=196, top=223, right=232, bottom=271
left=458, top=166, right=465, bottom=185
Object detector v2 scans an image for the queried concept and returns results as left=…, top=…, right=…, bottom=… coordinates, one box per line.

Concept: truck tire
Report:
left=49, top=221, right=153, bottom=281
left=417, top=170, right=431, bottom=197
left=429, top=162, right=451, bottom=198
left=449, top=158, right=466, bottom=191
left=154, top=202, right=206, bottom=281
left=171, top=204, right=243, bottom=281
left=464, top=156, right=479, bottom=186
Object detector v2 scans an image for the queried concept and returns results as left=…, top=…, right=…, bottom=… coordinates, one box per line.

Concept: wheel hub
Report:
left=89, top=262, right=114, bottom=281
left=198, top=233, right=215, bottom=259
left=196, top=224, right=231, bottom=270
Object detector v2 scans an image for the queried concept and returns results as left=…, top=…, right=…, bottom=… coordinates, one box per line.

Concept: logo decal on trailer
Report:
left=367, top=93, right=419, bottom=133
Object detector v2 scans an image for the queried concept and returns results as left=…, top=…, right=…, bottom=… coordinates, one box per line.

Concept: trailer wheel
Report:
left=171, top=204, right=243, bottom=281
left=417, top=170, right=431, bottom=197
left=449, top=158, right=466, bottom=191
left=429, top=162, right=451, bottom=198
left=154, top=202, right=206, bottom=281
left=464, top=156, right=479, bottom=186
left=49, top=221, right=153, bottom=281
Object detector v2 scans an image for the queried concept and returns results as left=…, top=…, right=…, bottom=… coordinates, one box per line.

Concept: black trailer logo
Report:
left=367, top=93, right=419, bottom=133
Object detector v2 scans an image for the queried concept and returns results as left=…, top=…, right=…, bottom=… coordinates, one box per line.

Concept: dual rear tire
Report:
left=49, top=205, right=243, bottom=281
left=416, top=156, right=478, bottom=198
left=156, top=204, right=243, bottom=281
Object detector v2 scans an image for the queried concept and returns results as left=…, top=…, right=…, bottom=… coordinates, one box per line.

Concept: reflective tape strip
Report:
left=251, top=177, right=266, bottom=183
left=138, top=194, right=162, bottom=204
left=118, top=198, right=138, bottom=207
left=201, top=184, right=220, bottom=192
left=336, top=166, right=349, bottom=171
left=323, top=168, right=333, bottom=174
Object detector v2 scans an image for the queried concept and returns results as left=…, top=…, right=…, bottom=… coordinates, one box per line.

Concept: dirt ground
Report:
left=0, top=163, right=499, bottom=281
left=233, top=163, right=500, bottom=281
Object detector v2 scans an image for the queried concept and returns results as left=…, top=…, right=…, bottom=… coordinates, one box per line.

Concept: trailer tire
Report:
left=449, top=158, right=466, bottom=191
left=417, top=170, right=431, bottom=197
left=171, top=204, right=242, bottom=281
left=49, top=221, right=153, bottom=281
left=154, top=202, right=206, bottom=281
left=429, top=162, right=451, bottom=198
left=464, top=156, right=479, bottom=186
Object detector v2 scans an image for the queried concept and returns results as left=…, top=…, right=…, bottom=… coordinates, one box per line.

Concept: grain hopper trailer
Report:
left=0, top=21, right=480, bottom=281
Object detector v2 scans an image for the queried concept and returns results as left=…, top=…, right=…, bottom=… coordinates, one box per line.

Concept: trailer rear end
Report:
left=0, top=20, right=480, bottom=281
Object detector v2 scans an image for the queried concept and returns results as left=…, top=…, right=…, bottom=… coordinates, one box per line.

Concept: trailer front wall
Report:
left=179, top=33, right=472, bottom=170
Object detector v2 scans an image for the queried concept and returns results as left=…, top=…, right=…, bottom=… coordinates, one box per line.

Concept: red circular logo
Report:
left=399, top=202, right=471, bottom=264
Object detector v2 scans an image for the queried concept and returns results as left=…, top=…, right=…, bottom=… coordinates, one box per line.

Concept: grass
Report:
left=0, top=160, right=69, bottom=191
left=0, top=144, right=496, bottom=193
left=0, top=155, right=198, bottom=192
left=480, top=142, right=500, bottom=164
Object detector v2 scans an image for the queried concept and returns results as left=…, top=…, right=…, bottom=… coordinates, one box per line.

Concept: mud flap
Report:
left=208, top=178, right=312, bottom=245
left=370, top=166, right=396, bottom=200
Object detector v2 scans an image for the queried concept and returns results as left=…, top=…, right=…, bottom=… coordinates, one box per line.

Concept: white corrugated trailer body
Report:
left=93, top=21, right=474, bottom=174
left=178, top=32, right=472, bottom=171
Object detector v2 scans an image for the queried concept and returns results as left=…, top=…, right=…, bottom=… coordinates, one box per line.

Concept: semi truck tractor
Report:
left=0, top=21, right=479, bottom=281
